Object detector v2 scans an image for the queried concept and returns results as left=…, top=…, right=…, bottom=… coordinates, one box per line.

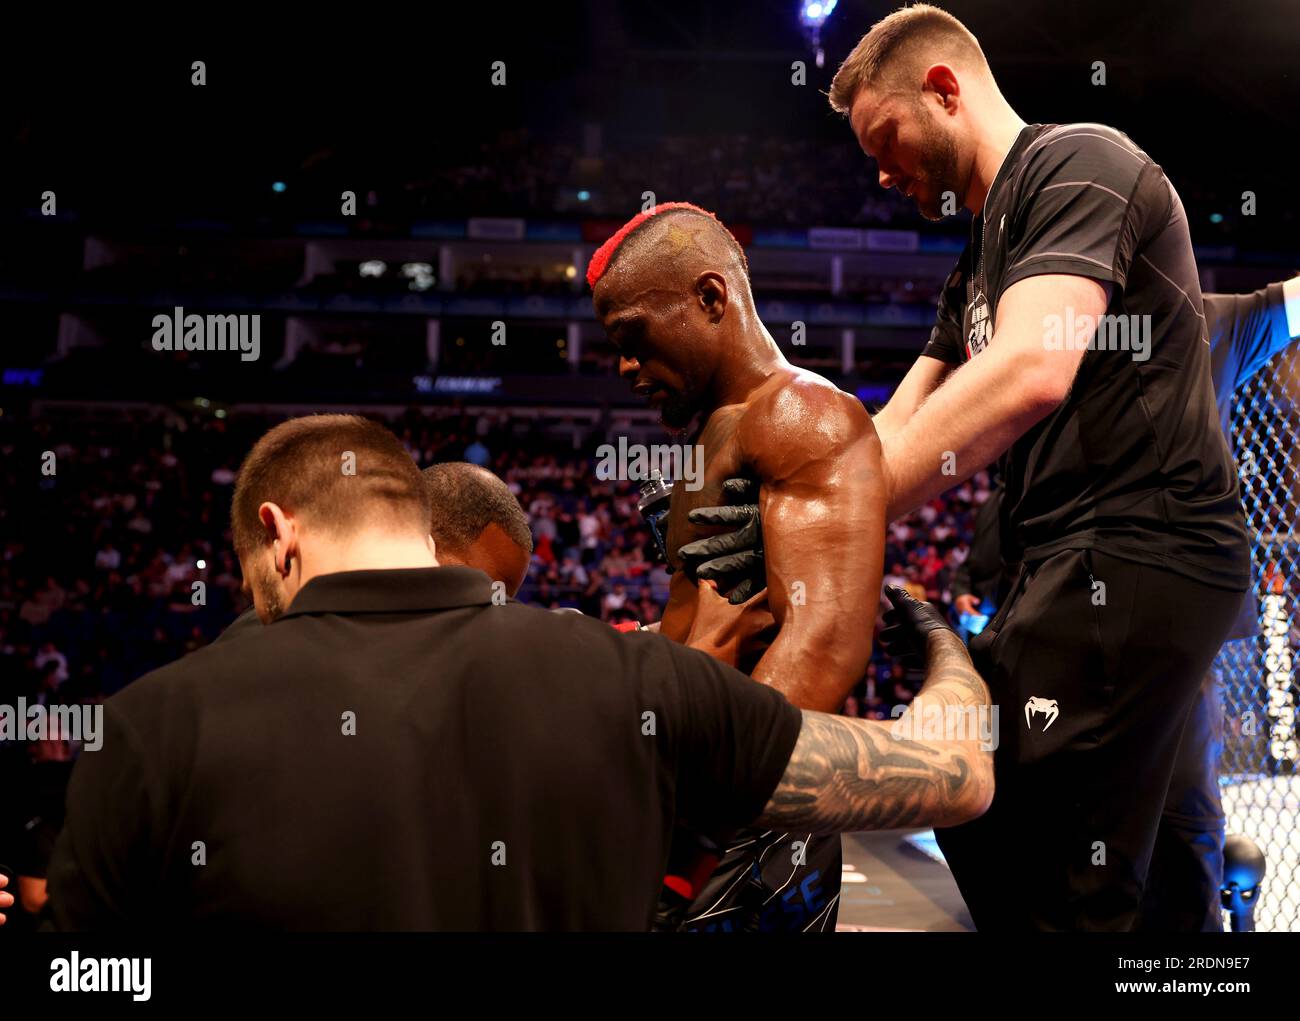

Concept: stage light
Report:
left=564, top=265, right=577, bottom=279
left=271, top=181, right=287, bottom=193
left=197, top=559, right=207, bottom=570
left=359, top=260, right=387, bottom=277
left=1210, top=213, right=1225, bottom=224
left=577, top=190, right=591, bottom=202
left=401, top=262, right=435, bottom=291
left=798, top=0, right=838, bottom=67
left=799, top=0, right=837, bottom=28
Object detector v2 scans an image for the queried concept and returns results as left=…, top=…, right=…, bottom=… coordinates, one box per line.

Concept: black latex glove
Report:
left=676, top=477, right=765, bottom=605
left=879, top=584, right=957, bottom=666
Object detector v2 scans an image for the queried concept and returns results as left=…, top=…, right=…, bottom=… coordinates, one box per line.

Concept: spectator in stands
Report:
left=464, top=437, right=490, bottom=467
left=94, top=543, right=121, bottom=572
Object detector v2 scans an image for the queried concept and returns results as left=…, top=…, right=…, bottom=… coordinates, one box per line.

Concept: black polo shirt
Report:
left=211, top=606, right=260, bottom=644
left=924, top=123, right=1250, bottom=592
left=45, top=567, right=801, bottom=931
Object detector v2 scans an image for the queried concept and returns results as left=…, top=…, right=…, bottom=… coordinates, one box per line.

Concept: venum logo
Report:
left=1024, top=696, right=1060, bottom=731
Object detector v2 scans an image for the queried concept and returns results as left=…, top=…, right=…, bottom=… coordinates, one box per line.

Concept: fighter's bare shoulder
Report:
left=737, top=366, right=879, bottom=477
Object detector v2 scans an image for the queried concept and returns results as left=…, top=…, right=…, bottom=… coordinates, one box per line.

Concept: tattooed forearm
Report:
left=914, top=628, right=992, bottom=709
left=756, top=638, right=994, bottom=832
left=755, top=712, right=976, bottom=831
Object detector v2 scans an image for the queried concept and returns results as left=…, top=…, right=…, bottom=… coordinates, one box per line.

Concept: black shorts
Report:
left=935, top=548, right=1243, bottom=931
left=683, top=831, right=841, bottom=932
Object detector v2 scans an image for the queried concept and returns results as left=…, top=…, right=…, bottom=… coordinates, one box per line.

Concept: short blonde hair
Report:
left=828, top=3, right=989, bottom=115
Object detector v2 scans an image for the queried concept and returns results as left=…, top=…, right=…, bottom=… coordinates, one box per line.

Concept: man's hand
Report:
left=879, top=584, right=956, bottom=666
left=684, top=579, right=776, bottom=665
left=953, top=593, right=981, bottom=617
left=0, top=867, right=14, bottom=926
left=677, top=477, right=765, bottom=604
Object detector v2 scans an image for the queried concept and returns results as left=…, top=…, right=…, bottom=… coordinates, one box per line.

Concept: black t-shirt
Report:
left=45, top=567, right=802, bottom=931
left=923, top=123, right=1250, bottom=591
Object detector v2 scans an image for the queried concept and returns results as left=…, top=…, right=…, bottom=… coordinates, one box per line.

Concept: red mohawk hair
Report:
left=585, top=201, right=739, bottom=289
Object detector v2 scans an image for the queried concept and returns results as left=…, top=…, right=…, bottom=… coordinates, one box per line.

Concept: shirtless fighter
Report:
left=589, top=202, right=888, bottom=930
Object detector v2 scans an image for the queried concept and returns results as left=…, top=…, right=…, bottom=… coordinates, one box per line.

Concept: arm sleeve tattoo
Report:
left=755, top=630, right=994, bottom=832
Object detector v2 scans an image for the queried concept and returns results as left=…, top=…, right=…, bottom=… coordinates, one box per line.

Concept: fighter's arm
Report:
left=882, top=274, right=1110, bottom=520
left=742, top=380, right=885, bottom=713
left=755, top=625, right=994, bottom=831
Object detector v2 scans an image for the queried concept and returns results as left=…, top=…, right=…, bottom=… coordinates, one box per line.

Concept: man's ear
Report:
left=923, top=63, right=960, bottom=111
left=258, top=502, right=298, bottom=576
left=695, top=271, right=729, bottom=322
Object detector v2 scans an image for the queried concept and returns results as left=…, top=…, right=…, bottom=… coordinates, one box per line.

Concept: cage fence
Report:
left=1218, top=340, right=1300, bottom=932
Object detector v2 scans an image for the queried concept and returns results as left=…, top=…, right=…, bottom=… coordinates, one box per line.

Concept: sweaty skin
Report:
left=592, top=211, right=884, bottom=714
left=659, top=370, right=884, bottom=711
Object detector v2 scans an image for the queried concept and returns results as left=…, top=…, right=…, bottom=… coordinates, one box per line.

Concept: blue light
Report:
left=271, top=181, right=287, bottom=194
left=577, top=190, right=591, bottom=202
left=1209, top=213, right=1224, bottom=224
left=800, top=0, right=837, bottom=27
